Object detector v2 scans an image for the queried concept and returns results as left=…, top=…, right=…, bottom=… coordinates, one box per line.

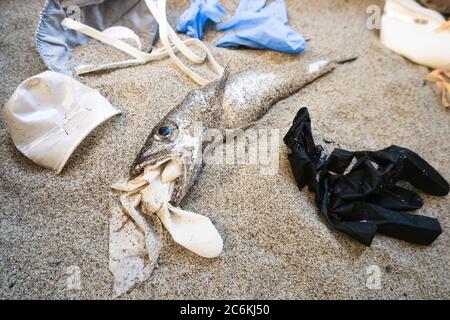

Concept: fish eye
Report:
left=155, top=122, right=178, bottom=141
left=158, top=126, right=172, bottom=137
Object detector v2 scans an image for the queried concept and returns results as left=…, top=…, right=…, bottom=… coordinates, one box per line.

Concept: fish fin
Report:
left=214, top=63, right=231, bottom=101
left=335, top=55, right=358, bottom=64
left=309, top=54, right=358, bottom=76
left=205, top=64, right=231, bottom=122
left=312, top=54, right=358, bottom=66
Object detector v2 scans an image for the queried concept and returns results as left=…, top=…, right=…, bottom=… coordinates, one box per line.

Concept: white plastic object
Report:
left=157, top=203, right=223, bottom=258
left=111, top=194, right=163, bottom=297
left=3, top=71, right=120, bottom=174
left=111, top=156, right=223, bottom=261
left=141, top=175, right=174, bottom=213
left=111, top=166, right=162, bottom=192
left=102, top=26, right=143, bottom=50
left=380, top=0, right=450, bottom=70
left=161, top=159, right=183, bottom=183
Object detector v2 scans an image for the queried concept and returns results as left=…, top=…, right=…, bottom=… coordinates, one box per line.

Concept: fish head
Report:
left=130, top=90, right=209, bottom=205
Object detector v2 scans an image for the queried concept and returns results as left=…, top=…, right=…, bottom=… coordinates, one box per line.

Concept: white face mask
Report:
left=3, top=71, right=121, bottom=174
left=36, top=0, right=160, bottom=75
left=48, top=0, right=224, bottom=86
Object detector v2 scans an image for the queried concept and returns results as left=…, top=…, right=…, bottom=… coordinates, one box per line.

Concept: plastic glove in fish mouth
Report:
left=124, top=90, right=230, bottom=208
left=130, top=90, right=209, bottom=205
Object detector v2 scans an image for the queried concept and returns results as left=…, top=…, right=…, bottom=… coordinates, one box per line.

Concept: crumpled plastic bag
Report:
left=176, top=0, right=227, bottom=39
left=284, top=107, right=449, bottom=246
left=216, top=0, right=307, bottom=54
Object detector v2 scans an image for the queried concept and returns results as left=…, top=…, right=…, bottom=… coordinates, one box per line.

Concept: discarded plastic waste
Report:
left=380, top=0, right=450, bottom=70
left=109, top=203, right=162, bottom=297
left=177, top=0, right=227, bottom=39
left=102, top=26, right=143, bottom=50
left=3, top=71, right=120, bottom=174
left=216, top=0, right=307, bottom=54
left=113, top=159, right=223, bottom=259
left=157, top=203, right=223, bottom=258
left=45, top=0, right=224, bottom=86
left=36, top=0, right=159, bottom=74
left=284, top=107, right=449, bottom=246
left=111, top=159, right=223, bottom=296
left=380, top=0, right=450, bottom=107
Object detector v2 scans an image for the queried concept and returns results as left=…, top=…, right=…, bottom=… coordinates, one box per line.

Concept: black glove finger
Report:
left=287, top=151, right=318, bottom=193
left=354, top=147, right=396, bottom=166
left=399, top=148, right=449, bottom=196
left=368, top=185, right=423, bottom=211
left=335, top=221, right=378, bottom=246
left=355, top=146, right=449, bottom=196
left=357, top=202, right=442, bottom=245
left=332, top=202, right=441, bottom=245
left=284, top=107, right=323, bottom=166
left=376, top=215, right=442, bottom=246
left=285, top=107, right=323, bottom=194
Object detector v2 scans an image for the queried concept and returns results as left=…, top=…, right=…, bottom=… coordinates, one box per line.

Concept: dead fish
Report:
left=130, top=56, right=357, bottom=206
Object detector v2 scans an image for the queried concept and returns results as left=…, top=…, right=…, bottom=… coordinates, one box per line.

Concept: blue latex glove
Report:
left=176, top=0, right=227, bottom=39
left=216, top=0, right=306, bottom=54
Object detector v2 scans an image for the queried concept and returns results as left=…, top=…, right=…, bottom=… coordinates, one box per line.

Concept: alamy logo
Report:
left=203, top=128, right=280, bottom=176
left=366, top=5, right=382, bottom=30
left=366, top=265, right=382, bottom=290
left=65, top=5, right=81, bottom=22
left=66, top=265, right=82, bottom=290
left=190, top=121, right=280, bottom=176
left=61, top=1, right=81, bottom=22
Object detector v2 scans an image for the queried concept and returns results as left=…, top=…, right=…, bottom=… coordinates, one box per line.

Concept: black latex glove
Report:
left=284, top=107, right=449, bottom=246
left=284, top=107, right=324, bottom=196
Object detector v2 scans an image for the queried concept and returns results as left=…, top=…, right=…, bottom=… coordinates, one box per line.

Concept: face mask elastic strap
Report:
left=148, top=0, right=223, bottom=86
left=145, top=0, right=206, bottom=64
left=61, top=0, right=224, bottom=86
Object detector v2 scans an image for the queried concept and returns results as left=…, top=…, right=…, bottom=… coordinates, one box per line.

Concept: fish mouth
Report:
left=130, top=154, right=186, bottom=204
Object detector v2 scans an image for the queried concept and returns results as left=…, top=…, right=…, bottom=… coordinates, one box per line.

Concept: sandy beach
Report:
left=0, top=0, right=449, bottom=299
